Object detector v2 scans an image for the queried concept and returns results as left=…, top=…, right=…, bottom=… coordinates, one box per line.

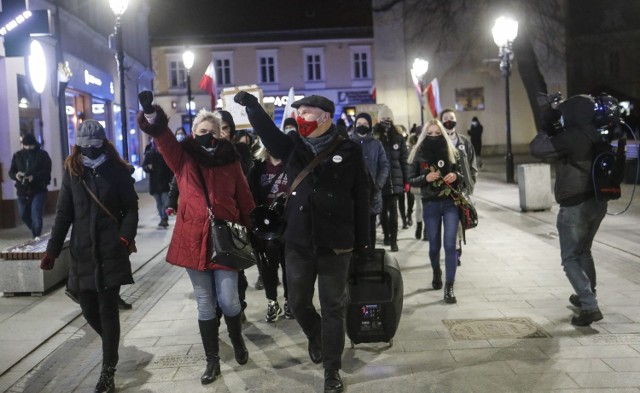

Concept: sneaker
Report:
left=254, top=276, right=264, bottom=290
left=571, top=308, right=603, bottom=326
left=283, top=300, right=294, bottom=319
left=415, top=222, right=422, bottom=240
left=33, top=236, right=41, bottom=242
left=569, top=294, right=581, bottom=307
left=265, top=300, right=283, bottom=322
left=390, top=240, right=399, bottom=252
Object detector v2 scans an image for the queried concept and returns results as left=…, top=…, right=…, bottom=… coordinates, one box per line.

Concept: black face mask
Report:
left=80, top=146, right=104, bottom=160
left=195, top=133, right=214, bottom=147
left=424, top=135, right=448, bottom=156
left=355, top=125, right=370, bottom=136
left=443, top=120, right=457, bottom=131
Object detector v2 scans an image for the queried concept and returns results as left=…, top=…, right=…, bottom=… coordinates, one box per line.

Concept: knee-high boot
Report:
left=224, top=314, right=249, bottom=365
left=198, top=319, right=220, bottom=384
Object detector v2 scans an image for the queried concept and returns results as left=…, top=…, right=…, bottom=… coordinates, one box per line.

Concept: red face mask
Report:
left=296, top=116, right=318, bottom=137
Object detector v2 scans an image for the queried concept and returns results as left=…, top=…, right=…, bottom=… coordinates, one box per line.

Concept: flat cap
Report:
left=76, top=120, right=106, bottom=147
left=291, top=95, right=335, bottom=115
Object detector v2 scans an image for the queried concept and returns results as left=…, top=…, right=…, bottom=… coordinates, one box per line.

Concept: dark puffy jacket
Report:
left=373, top=123, right=409, bottom=195
left=530, top=94, right=599, bottom=206
left=408, top=142, right=463, bottom=201
left=142, top=147, right=174, bottom=194
left=46, top=159, right=138, bottom=292
left=8, top=146, right=52, bottom=196
left=351, top=133, right=389, bottom=215
left=245, top=103, right=370, bottom=251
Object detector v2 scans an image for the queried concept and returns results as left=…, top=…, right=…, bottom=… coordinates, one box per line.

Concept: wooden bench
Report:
left=0, top=232, right=70, bottom=296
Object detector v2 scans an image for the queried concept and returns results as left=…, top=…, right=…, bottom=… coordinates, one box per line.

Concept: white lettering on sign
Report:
left=84, top=70, right=103, bottom=87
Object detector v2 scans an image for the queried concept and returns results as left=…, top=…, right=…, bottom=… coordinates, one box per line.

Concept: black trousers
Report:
left=78, top=286, right=121, bottom=366
left=285, top=244, right=351, bottom=370
left=369, top=214, right=377, bottom=248
left=262, top=241, right=288, bottom=301
left=380, top=194, right=399, bottom=241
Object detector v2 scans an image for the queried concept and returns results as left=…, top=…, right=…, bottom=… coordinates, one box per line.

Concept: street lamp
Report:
left=492, top=16, right=518, bottom=184
left=110, top=0, right=129, bottom=161
left=411, top=58, right=429, bottom=127
left=182, top=49, right=195, bottom=130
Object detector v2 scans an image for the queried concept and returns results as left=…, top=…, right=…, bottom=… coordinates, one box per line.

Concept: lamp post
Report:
left=492, top=16, right=518, bottom=184
left=182, top=49, right=195, bottom=130
left=411, top=58, right=429, bottom=127
left=110, top=0, right=129, bottom=161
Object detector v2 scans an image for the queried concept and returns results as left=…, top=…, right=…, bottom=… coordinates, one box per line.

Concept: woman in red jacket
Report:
left=138, top=107, right=255, bottom=385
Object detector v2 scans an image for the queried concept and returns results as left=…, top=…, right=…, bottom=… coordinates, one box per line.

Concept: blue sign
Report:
left=65, top=53, right=114, bottom=101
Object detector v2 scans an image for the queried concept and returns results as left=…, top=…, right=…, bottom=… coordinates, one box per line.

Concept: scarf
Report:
left=82, top=153, right=108, bottom=169
left=302, top=127, right=337, bottom=156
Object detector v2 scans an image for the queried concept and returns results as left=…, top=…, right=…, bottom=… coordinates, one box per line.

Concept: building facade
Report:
left=150, top=28, right=374, bottom=133
left=0, top=0, right=151, bottom=228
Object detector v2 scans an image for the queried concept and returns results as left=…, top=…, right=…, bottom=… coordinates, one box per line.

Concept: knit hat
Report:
left=217, top=110, right=236, bottom=137
left=378, top=105, right=394, bottom=122
left=355, top=112, right=372, bottom=128
left=21, top=133, right=37, bottom=146
left=76, top=120, right=106, bottom=147
left=283, top=117, right=298, bottom=131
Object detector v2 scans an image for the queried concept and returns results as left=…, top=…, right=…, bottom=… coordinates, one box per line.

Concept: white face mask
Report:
left=284, top=127, right=296, bottom=134
left=471, top=121, right=478, bottom=126
left=176, top=134, right=186, bottom=142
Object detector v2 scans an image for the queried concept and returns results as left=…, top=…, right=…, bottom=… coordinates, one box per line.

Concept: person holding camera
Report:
left=530, top=94, right=607, bottom=326
left=137, top=103, right=255, bottom=385
left=9, top=133, right=52, bottom=240
left=39, top=120, right=138, bottom=393
left=235, top=91, right=369, bottom=393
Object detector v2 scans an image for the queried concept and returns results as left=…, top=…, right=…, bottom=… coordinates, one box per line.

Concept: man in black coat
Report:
left=142, top=139, right=174, bottom=227
left=235, top=91, right=369, bottom=393
left=373, top=106, right=409, bottom=252
left=9, top=133, right=52, bottom=239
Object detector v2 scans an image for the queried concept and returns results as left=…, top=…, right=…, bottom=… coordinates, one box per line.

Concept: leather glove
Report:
left=404, top=182, right=410, bottom=193
left=166, top=207, right=175, bottom=216
left=234, top=91, right=259, bottom=107
left=40, top=253, right=56, bottom=270
left=136, top=105, right=168, bottom=136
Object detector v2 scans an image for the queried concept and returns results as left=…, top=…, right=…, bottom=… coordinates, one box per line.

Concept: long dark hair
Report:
left=64, top=139, right=131, bottom=177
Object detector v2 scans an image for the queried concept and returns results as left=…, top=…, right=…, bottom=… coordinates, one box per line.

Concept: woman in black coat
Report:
left=40, top=120, right=138, bottom=393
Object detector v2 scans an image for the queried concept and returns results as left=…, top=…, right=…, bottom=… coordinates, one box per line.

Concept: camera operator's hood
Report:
left=559, top=94, right=595, bottom=128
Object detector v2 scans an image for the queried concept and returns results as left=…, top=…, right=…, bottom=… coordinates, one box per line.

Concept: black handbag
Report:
left=196, top=166, right=256, bottom=270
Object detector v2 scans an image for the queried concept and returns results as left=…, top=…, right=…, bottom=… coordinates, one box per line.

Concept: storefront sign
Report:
left=65, top=53, right=114, bottom=101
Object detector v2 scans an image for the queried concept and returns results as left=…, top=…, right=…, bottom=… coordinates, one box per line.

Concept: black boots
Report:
left=415, top=222, right=423, bottom=239
left=432, top=267, right=443, bottom=290
left=390, top=240, right=399, bottom=252
left=198, top=319, right=220, bottom=385
left=94, top=364, right=116, bottom=393
left=444, top=281, right=457, bottom=303
left=324, top=369, right=344, bottom=393
left=571, top=308, right=603, bottom=326
left=308, top=334, right=323, bottom=364
left=224, top=314, right=249, bottom=365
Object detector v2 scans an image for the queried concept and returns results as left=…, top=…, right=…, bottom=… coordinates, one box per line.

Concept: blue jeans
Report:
left=423, top=198, right=459, bottom=283
left=17, top=191, right=46, bottom=238
left=186, top=268, right=241, bottom=321
left=557, top=198, right=607, bottom=311
left=152, top=192, right=169, bottom=221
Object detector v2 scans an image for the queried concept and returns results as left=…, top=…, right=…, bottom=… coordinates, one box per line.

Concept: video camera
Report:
left=538, top=92, right=624, bottom=142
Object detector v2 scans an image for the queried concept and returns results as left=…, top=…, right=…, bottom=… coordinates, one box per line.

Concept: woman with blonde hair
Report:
left=40, top=120, right=138, bottom=393
left=408, top=119, right=464, bottom=303
left=138, top=106, right=255, bottom=385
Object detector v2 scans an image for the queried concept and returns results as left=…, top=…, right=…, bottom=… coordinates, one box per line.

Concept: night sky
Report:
left=148, top=0, right=372, bottom=42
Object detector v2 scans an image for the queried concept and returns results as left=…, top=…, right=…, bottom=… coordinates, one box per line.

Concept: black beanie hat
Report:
left=217, top=110, right=236, bottom=137
left=21, top=133, right=38, bottom=146
left=355, top=112, right=372, bottom=128
left=283, top=117, right=298, bottom=130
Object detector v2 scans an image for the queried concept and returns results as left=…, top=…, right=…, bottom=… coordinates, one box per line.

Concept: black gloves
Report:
left=138, top=90, right=155, bottom=114
left=234, top=91, right=259, bottom=107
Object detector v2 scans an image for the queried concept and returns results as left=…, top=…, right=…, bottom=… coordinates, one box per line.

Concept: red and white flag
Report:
left=425, top=78, right=441, bottom=119
left=199, top=61, right=217, bottom=110
left=410, top=69, right=424, bottom=108
left=369, top=84, right=376, bottom=101
left=280, top=87, right=296, bottom=131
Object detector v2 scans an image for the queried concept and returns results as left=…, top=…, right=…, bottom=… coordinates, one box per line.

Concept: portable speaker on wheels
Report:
left=347, top=248, right=403, bottom=348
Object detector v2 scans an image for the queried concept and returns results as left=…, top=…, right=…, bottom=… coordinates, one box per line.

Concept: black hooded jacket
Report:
left=373, top=123, right=409, bottom=195
left=9, top=145, right=52, bottom=196
left=530, top=95, right=600, bottom=206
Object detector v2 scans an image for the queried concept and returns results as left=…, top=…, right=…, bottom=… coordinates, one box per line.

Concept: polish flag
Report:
left=199, top=61, right=217, bottom=110
left=425, top=78, right=441, bottom=118
left=369, top=85, right=376, bottom=101
left=280, top=87, right=296, bottom=131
